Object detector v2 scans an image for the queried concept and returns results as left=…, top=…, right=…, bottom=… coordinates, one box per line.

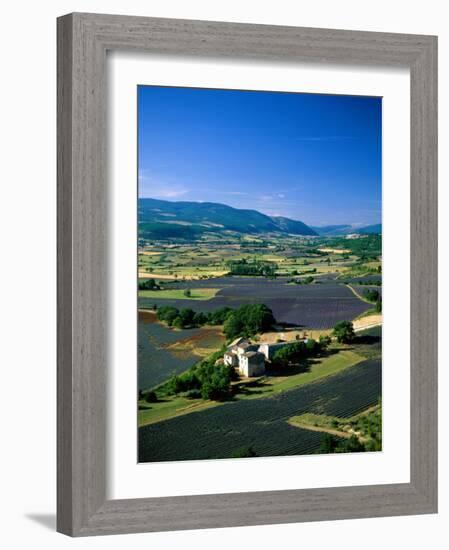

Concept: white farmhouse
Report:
left=224, top=338, right=265, bottom=377
left=224, top=338, right=291, bottom=377
left=239, top=351, right=266, bottom=377
left=258, top=342, right=289, bottom=361
left=223, top=351, right=238, bottom=368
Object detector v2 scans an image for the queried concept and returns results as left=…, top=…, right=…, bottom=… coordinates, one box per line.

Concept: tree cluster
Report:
left=318, top=406, right=381, bottom=453
left=138, top=278, right=160, bottom=290
left=375, top=297, right=382, bottom=313
left=332, top=321, right=355, bottom=343
left=362, top=289, right=382, bottom=313
left=226, top=258, right=277, bottom=277
left=163, top=349, right=233, bottom=401
left=156, top=305, right=233, bottom=329
left=157, top=302, right=276, bottom=338
left=363, top=288, right=380, bottom=303
left=223, top=304, right=275, bottom=340
left=271, top=337, right=327, bottom=368
left=319, top=433, right=366, bottom=454
left=353, top=279, right=381, bottom=286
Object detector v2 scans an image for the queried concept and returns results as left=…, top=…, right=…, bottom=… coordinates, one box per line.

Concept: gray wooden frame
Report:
left=57, top=12, right=438, bottom=537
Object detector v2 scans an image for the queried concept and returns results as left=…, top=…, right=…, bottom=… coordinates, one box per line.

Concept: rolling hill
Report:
left=312, top=223, right=382, bottom=236
left=138, top=198, right=317, bottom=239
left=358, top=223, right=382, bottom=234
left=310, top=224, right=352, bottom=236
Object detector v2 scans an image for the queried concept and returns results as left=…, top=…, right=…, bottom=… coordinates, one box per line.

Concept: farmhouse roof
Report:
left=229, top=337, right=249, bottom=347
left=240, top=343, right=261, bottom=352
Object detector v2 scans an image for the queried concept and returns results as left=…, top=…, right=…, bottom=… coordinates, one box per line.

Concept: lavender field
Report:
left=139, top=354, right=381, bottom=462
left=139, top=276, right=372, bottom=329
left=138, top=312, right=225, bottom=390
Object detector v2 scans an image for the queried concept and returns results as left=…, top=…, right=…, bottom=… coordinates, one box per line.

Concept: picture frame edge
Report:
left=56, top=12, right=438, bottom=537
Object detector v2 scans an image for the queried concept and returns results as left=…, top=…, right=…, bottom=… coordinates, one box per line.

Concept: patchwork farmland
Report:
left=137, top=220, right=382, bottom=461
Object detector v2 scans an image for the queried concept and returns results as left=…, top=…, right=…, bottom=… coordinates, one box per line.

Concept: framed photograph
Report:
left=57, top=13, right=437, bottom=536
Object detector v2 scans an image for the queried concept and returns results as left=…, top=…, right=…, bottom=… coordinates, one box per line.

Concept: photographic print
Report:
left=137, top=86, right=382, bottom=463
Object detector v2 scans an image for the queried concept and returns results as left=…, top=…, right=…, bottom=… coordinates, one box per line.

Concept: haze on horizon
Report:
left=138, top=86, right=381, bottom=227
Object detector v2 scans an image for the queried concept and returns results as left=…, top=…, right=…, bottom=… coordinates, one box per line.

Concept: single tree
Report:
left=332, top=321, right=355, bottom=343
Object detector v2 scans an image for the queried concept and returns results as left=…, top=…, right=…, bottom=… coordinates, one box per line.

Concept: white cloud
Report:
left=139, top=171, right=189, bottom=199
left=226, top=191, right=250, bottom=196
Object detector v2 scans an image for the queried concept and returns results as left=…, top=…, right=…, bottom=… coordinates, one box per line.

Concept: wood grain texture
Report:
left=57, top=12, right=438, bottom=536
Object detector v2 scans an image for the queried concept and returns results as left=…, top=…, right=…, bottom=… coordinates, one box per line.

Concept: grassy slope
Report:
left=238, top=350, right=363, bottom=398
left=139, top=397, right=220, bottom=425
left=288, top=404, right=381, bottom=443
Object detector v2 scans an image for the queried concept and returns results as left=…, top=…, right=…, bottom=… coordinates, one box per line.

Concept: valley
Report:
left=137, top=198, right=382, bottom=461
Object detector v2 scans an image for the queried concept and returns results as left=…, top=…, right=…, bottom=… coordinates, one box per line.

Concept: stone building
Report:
left=238, top=350, right=266, bottom=377
left=224, top=338, right=293, bottom=377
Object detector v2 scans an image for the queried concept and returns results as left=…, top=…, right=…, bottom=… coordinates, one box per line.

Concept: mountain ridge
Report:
left=138, top=198, right=318, bottom=239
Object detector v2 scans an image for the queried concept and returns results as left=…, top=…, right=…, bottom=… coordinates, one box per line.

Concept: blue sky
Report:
left=138, top=86, right=381, bottom=227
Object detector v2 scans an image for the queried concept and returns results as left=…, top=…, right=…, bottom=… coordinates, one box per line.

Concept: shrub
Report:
left=333, top=321, right=355, bottom=343
left=231, top=446, right=258, bottom=458
left=139, top=278, right=158, bottom=290
left=196, top=361, right=233, bottom=400
left=364, top=289, right=380, bottom=303
left=319, top=335, right=332, bottom=347
left=183, top=389, right=202, bottom=399
left=172, top=316, right=184, bottom=329
left=272, top=341, right=305, bottom=367
left=192, top=311, right=208, bottom=326
left=208, top=307, right=233, bottom=326
left=157, top=306, right=179, bottom=326
left=305, top=338, right=320, bottom=354
left=144, top=391, right=158, bottom=403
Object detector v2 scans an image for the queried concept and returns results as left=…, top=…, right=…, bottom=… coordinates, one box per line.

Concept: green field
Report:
left=237, top=349, right=364, bottom=398
left=138, top=287, right=220, bottom=300
left=139, top=396, right=220, bottom=425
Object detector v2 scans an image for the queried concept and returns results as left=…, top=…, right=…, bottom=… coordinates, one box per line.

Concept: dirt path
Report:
left=353, top=314, right=382, bottom=332
left=288, top=409, right=376, bottom=443
left=287, top=419, right=353, bottom=439
left=138, top=271, right=179, bottom=280
left=346, top=283, right=373, bottom=304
